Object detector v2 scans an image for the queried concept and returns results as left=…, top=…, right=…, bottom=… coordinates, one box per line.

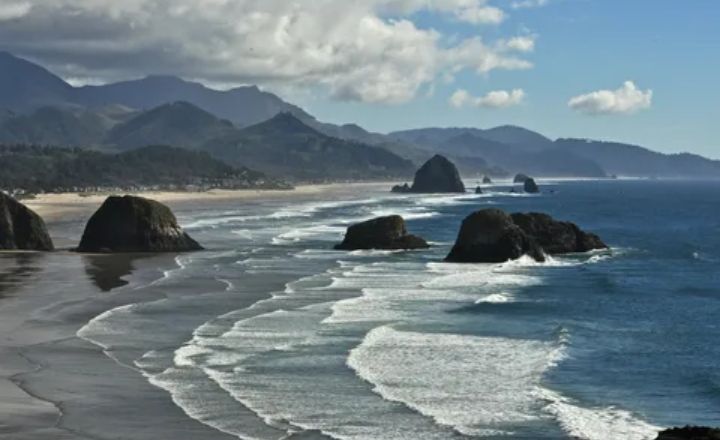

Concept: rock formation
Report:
left=446, top=209, right=607, bottom=263
left=445, top=209, right=545, bottom=263
left=514, top=173, right=531, bottom=183
left=510, top=213, right=607, bottom=254
left=655, top=427, right=720, bottom=440
left=77, top=195, right=203, bottom=253
left=409, top=155, right=465, bottom=193
left=391, top=183, right=411, bottom=193
left=335, top=215, right=429, bottom=251
left=524, top=178, right=540, bottom=193
left=475, top=186, right=483, bottom=194
left=0, top=192, right=54, bottom=251
left=483, top=176, right=493, bottom=184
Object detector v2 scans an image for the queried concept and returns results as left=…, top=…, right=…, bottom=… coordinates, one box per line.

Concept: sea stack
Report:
left=0, top=192, right=54, bottom=251
left=445, top=209, right=545, bottom=263
left=391, top=183, right=411, bottom=193
left=513, top=173, right=531, bottom=183
left=446, top=208, right=607, bottom=263
left=335, top=215, right=429, bottom=251
left=475, top=186, right=483, bottom=194
left=409, top=155, right=465, bottom=193
left=483, top=176, right=493, bottom=184
left=524, top=178, right=540, bottom=193
left=77, top=195, right=203, bottom=253
left=655, top=427, right=720, bottom=440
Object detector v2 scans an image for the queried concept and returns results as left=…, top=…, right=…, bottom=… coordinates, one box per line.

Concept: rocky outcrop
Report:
left=656, top=427, right=720, bottom=440
left=0, top=192, right=54, bottom=251
left=514, top=173, right=531, bottom=183
left=446, top=209, right=607, bottom=263
left=483, top=176, right=493, bottom=184
left=475, top=186, right=483, bottom=194
left=524, top=178, right=540, bottom=193
left=77, top=195, right=202, bottom=253
left=391, top=183, right=411, bottom=193
left=510, top=212, right=607, bottom=254
left=409, top=155, right=465, bottom=193
left=445, top=209, right=545, bottom=263
left=335, top=215, right=429, bottom=251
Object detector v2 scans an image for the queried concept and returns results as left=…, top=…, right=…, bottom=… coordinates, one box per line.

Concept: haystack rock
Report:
left=77, top=195, right=202, bottom=253
left=655, top=427, right=720, bottom=440
left=524, top=178, right=540, bottom=193
left=445, top=209, right=544, bottom=263
left=335, top=215, right=429, bottom=251
left=0, top=192, right=54, bottom=251
left=410, top=155, right=465, bottom=193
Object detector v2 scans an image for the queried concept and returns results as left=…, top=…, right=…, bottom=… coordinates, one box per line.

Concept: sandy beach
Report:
left=1, top=184, right=383, bottom=440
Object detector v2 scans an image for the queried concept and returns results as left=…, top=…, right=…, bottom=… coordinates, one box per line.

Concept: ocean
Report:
left=71, top=179, right=720, bottom=439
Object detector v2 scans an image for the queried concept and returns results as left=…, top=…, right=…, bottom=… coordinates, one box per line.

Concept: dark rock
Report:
left=510, top=212, right=607, bottom=254
left=335, top=215, right=429, bottom=251
left=513, top=173, right=531, bottom=183
left=391, top=183, right=411, bottom=193
left=445, top=209, right=545, bottom=263
left=656, top=427, right=720, bottom=440
left=475, top=186, right=483, bottom=194
left=409, top=155, right=465, bottom=193
left=483, top=176, right=493, bottom=184
left=77, top=195, right=203, bottom=253
left=0, top=192, right=54, bottom=251
left=524, top=178, right=540, bottom=193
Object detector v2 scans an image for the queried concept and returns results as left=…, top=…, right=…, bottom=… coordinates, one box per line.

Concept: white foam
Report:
left=348, top=326, right=567, bottom=436
left=476, top=291, right=515, bottom=304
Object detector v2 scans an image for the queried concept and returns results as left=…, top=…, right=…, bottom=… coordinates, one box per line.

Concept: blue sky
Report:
left=301, top=1, right=720, bottom=158
left=1, top=0, right=718, bottom=157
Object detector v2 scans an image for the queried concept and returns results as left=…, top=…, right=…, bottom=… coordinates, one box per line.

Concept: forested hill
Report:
left=0, top=144, right=291, bottom=194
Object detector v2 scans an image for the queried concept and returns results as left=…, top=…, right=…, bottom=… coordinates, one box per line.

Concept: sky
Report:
left=0, top=0, right=718, bottom=157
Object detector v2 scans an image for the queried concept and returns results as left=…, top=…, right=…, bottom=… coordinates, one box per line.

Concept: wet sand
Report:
left=0, top=184, right=387, bottom=440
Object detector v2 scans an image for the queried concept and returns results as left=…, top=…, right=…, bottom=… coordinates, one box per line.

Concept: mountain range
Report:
left=1, top=50, right=719, bottom=181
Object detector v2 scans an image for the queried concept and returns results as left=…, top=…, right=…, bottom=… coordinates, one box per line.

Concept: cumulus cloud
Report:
left=568, top=81, right=653, bottom=115
left=511, top=0, right=549, bottom=9
left=0, top=2, right=31, bottom=21
left=0, top=0, right=533, bottom=104
left=450, top=88, right=525, bottom=108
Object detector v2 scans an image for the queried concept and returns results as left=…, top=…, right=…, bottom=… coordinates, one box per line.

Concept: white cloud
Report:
left=568, top=81, right=653, bottom=115
left=0, top=0, right=533, bottom=105
left=511, top=0, right=549, bottom=9
left=450, top=88, right=525, bottom=108
left=0, top=2, right=31, bottom=21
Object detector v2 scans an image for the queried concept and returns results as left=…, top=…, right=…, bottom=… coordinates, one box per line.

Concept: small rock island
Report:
left=446, top=208, right=606, bottom=263
left=655, top=427, right=720, bottom=440
left=335, top=215, right=429, bottom=251
left=0, top=192, right=54, bottom=251
left=391, top=155, right=465, bottom=194
left=77, top=195, right=203, bottom=253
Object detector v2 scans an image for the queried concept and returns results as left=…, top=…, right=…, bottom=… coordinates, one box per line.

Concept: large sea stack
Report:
left=77, top=195, right=202, bottom=253
left=655, top=427, right=720, bottom=440
left=524, top=178, right=540, bottom=193
left=446, top=208, right=607, bottom=263
left=445, top=209, right=544, bottom=263
left=0, top=192, right=54, bottom=251
left=335, top=215, right=429, bottom=251
left=409, top=155, right=465, bottom=193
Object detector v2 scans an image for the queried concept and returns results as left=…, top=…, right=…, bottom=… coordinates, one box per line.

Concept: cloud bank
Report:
left=0, top=0, right=535, bottom=104
left=450, top=88, right=526, bottom=108
left=568, top=81, right=653, bottom=115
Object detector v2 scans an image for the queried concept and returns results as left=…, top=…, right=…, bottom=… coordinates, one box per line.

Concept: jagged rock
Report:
left=0, top=192, right=54, bottom=251
left=524, top=178, right=540, bottom=193
left=514, top=173, right=531, bottom=183
left=409, top=155, right=465, bottom=193
left=77, top=195, right=202, bottom=253
left=391, top=183, right=411, bottom=193
left=475, top=186, right=483, bottom=194
left=335, top=215, right=429, bottom=251
left=445, top=209, right=545, bottom=263
left=483, top=176, right=493, bottom=184
left=510, top=213, right=607, bottom=254
left=656, top=427, right=720, bottom=440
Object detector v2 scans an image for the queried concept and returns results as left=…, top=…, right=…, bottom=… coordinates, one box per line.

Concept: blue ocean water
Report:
left=78, top=179, right=720, bottom=439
